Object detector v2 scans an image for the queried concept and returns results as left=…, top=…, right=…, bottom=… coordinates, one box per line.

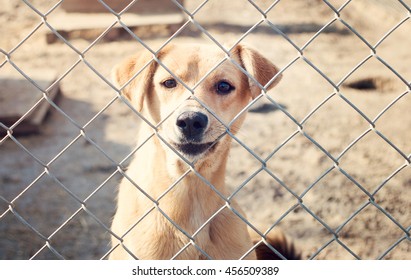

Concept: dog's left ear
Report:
left=232, top=45, right=282, bottom=98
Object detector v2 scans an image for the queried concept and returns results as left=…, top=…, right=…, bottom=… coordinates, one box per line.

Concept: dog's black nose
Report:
left=176, top=111, right=208, bottom=141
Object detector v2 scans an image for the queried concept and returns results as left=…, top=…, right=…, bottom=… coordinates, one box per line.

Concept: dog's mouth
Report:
left=173, top=141, right=217, bottom=157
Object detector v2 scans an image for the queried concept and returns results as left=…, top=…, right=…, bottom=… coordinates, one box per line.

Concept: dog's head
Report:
left=112, top=44, right=281, bottom=162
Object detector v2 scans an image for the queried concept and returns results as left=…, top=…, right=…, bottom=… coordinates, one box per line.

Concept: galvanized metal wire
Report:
left=0, top=0, right=410, bottom=260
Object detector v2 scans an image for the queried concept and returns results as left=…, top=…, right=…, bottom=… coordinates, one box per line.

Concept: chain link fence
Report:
left=0, top=0, right=410, bottom=259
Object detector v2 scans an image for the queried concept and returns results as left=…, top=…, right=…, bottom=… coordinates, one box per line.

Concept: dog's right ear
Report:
left=111, top=50, right=156, bottom=111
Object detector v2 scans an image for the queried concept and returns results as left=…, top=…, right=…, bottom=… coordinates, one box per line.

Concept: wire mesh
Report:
left=0, top=0, right=410, bottom=259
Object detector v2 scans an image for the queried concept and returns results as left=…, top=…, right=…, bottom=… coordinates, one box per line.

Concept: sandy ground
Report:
left=0, top=0, right=410, bottom=259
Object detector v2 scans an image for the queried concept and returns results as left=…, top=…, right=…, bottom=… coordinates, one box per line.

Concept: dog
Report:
left=109, top=43, right=299, bottom=260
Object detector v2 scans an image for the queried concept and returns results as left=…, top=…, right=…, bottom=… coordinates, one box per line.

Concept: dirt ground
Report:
left=0, top=0, right=410, bottom=259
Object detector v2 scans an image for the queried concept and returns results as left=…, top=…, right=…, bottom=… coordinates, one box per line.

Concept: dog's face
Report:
left=112, top=44, right=281, bottom=162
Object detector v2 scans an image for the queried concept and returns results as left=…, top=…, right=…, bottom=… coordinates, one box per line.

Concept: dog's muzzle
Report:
left=176, top=111, right=208, bottom=142
left=173, top=111, right=215, bottom=157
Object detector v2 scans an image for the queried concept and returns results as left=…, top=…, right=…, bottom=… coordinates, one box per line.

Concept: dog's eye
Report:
left=216, top=81, right=235, bottom=95
left=162, top=79, right=177, bottom=89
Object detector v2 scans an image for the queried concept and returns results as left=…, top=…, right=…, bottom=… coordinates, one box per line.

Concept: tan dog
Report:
left=109, top=43, right=297, bottom=260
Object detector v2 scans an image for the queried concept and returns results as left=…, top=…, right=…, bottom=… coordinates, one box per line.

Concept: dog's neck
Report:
left=146, top=136, right=231, bottom=232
